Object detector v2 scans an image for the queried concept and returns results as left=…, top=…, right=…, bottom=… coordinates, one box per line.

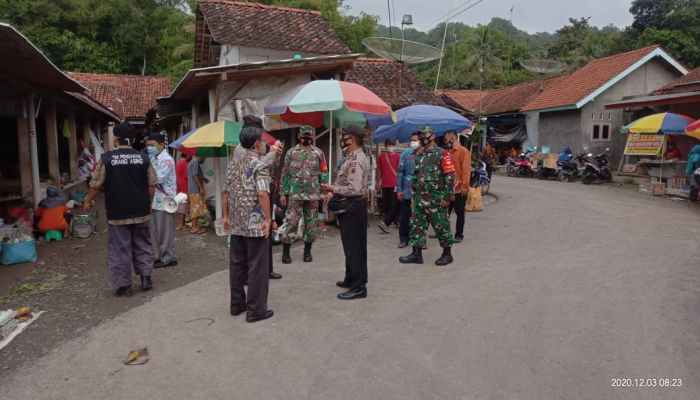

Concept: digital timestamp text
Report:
left=611, top=378, right=683, bottom=388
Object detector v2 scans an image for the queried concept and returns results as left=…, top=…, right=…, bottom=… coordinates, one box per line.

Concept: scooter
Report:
left=471, top=160, right=490, bottom=195
left=506, top=154, right=536, bottom=178
left=535, top=159, right=560, bottom=180
left=557, top=153, right=583, bottom=182
left=580, top=148, right=612, bottom=184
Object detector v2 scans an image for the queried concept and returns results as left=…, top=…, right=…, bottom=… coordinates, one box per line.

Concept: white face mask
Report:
left=410, top=141, right=420, bottom=150
left=386, top=146, right=395, bottom=153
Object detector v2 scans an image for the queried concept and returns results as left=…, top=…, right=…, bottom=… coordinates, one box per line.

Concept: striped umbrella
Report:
left=684, top=119, right=700, bottom=140
left=623, top=112, right=694, bottom=135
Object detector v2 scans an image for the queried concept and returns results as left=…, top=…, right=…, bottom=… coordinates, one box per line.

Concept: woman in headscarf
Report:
left=34, top=186, right=71, bottom=237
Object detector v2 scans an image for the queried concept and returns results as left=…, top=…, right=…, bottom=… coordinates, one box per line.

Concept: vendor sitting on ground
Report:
left=34, top=187, right=71, bottom=238
left=664, top=143, right=681, bottom=160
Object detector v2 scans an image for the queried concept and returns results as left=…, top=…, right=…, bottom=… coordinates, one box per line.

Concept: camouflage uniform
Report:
left=409, top=146, right=456, bottom=248
left=276, top=144, right=329, bottom=244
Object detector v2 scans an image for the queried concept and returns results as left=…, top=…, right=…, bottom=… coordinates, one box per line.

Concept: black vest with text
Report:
left=101, top=148, right=151, bottom=221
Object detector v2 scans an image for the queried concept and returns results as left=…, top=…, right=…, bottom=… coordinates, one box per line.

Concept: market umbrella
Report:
left=178, top=120, right=276, bottom=157
left=169, top=129, right=197, bottom=156
left=622, top=112, right=694, bottom=135
left=684, top=119, right=700, bottom=140
left=265, top=79, right=395, bottom=182
left=372, top=104, right=472, bottom=144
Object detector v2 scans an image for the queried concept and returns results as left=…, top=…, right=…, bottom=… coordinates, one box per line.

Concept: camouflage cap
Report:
left=299, top=125, right=314, bottom=136
left=419, top=125, right=434, bottom=134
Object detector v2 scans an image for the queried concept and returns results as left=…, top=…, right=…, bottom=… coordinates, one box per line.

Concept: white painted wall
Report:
left=219, top=45, right=319, bottom=65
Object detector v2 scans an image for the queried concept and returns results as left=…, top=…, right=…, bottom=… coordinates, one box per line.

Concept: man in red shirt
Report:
left=377, top=139, right=401, bottom=233
left=175, top=153, right=191, bottom=231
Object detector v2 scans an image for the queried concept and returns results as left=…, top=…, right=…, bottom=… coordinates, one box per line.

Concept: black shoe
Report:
left=246, top=309, right=274, bottom=323
left=140, top=275, right=152, bottom=291
left=269, top=272, right=283, bottom=280
left=336, top=281, right=351, bottom=289
left=398, top=241, right=408, bottom=248
left=454, top=236, right=463, bottom=243
left=303, top=242, right=313, bottom=262
left=154, top=259, right=178, bottom=269
left=337, top=286, right=367, bottom=300
left=116, top=286, right=133, bottom=297
left=230, top=307, right=245, bottom=316
left=435, top=247, right=454, bottom=266
left=399, top=247, right=423, bottom=264
left=282, top=244, right=291, bottom=264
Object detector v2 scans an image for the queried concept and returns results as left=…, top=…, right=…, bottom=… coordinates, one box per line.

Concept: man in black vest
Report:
left=84, top=123, right=157, bottom=297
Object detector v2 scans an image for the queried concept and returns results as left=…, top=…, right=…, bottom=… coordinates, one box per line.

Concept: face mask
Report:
left=419, top=135, right=433, bottom=146
left=340, top=136, right=352, bottom=151
left=410, top=140, right=420, bottom=150
left=444, top=140, right=453, bottom=149
left=147, top=146, right=158, bottom=157
left=300, top=137, right=312, bottom=146
left=386, top=146, right=395, bottom=153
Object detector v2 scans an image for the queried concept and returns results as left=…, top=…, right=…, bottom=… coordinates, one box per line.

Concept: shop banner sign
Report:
left=624, top=133, right=664, bottom=155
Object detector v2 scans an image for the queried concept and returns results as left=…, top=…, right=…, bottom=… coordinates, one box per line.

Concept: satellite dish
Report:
left=520, top=59, right=567, bottom=90
left=362, top=37, right=442, bottom=64
left=362, top=37, right=442, bottom=95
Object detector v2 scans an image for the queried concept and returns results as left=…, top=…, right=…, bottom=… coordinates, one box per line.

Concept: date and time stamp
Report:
left=610, top=378, right=683, bottom=388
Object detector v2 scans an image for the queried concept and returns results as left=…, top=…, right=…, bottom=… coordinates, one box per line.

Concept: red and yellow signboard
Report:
left=624, top=133, right=665, bottom=155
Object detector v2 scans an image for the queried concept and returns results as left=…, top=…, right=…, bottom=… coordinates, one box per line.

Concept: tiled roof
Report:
left=480, top=76, right=567, bottom=115
left=438, top=90, right=490, bottom=113
left=344, top=58, right=444, bottom=109
left=653, top=66, right=700, bottom=95
left=198, top=0, right=351, bottom=55
left=521, top=46, right=661, bottom=111
left=67, top=72, right=171, bottom=120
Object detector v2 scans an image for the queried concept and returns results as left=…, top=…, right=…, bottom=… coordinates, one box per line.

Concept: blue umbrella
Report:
left=372, top=104, right=472, bottom=143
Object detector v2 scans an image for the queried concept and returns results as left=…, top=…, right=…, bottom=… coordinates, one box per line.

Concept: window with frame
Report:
left=592, top=124, right=610, bottom=141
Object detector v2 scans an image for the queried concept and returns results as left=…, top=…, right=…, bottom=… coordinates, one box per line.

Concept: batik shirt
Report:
left=395, top=148, right=418, bottom=200
left=151, top=149, right=176, bottom=211
left=224, top=148, right=271, bottom=237
left=412, top=146, right=456, bottom=205
left=280, top=144, right=329, bottom=201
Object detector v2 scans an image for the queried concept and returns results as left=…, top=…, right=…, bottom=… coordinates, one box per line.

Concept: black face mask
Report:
left=444, top=140, right=453, bottom=149
left=419, top=135, right=433, bottom=146
left=300, top=137, right=312, bottom=146
left=340, top=136, right=353, bottom=151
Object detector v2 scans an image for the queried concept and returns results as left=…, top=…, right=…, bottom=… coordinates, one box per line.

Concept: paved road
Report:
left=2, top=176, right=699, bottom=400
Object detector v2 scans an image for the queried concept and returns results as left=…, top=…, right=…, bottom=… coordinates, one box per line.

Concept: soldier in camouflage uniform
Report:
left=276, top=125, right=329, bottom=264
left=399, top=125, right=456, bottom=266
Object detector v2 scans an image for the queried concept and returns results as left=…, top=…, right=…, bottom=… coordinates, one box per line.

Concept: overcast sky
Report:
left=343, top=0, right=634, bottom=33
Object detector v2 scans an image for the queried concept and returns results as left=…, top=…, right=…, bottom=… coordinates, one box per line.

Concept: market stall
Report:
left=617, top=113, right=698, bottom=196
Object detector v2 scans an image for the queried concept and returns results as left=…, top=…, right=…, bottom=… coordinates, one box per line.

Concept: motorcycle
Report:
left=557, top=153, right=584, bottom=182
left=580, top=148, right=612, bottom=184
left=471, top=160, right=490, bottom=195
left=535, top=159, right=560, bottom=180
left=506, top=154, right=536, bottom=178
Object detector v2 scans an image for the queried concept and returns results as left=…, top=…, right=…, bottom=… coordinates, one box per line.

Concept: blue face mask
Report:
left=147, top=146, right=158, bottom=157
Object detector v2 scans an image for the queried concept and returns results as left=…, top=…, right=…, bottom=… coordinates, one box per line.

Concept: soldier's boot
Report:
left=399, top=247, right=423, bottom=264
left=435, top=247, right=453, bottom=266
left=282, top=244, right=292, bottom=264
left=303, top=242, right=313, bottom=262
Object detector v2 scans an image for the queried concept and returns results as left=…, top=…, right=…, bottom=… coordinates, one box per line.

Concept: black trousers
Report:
left=337, top=197, right=368, bottom=290
left=381, top=187, right=400, bottom=226
left=448, top=193, right=467, bottom=238
left=230, top=235, right=269, bottom=317
left=399, top=199, right=412, bottom=243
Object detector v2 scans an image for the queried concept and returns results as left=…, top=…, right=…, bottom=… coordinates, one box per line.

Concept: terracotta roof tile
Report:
left=478, top=75, right=567, bottom=115
left=199, top=0, right=350, bottom=55
left=438, top=89, right=490, bottom=113
left=653, top=66, right=700, bottom=95
left=345, top=58, right=444, bottom=109
left=67, top=72, right=171, bottom=120
left=522, top=46, right=660, bottom=111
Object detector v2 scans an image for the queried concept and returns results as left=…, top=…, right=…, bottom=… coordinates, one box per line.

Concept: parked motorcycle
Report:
left=557, top=158, right=581, bottom=182
left=535, top=159, right=560, bottom=180
left=580, top=148, right=612, bottom=184
left=471, top=160, right=490, bottom=195
left=506, top=154, right=536, bottom=178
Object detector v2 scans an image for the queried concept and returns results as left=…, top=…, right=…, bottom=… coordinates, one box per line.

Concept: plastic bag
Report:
left=466, top=186, right=484, bottom=212
left=1, top=240, right=37, bottom=265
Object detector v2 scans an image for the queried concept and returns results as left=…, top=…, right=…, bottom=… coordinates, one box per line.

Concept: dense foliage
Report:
left=0, top=0, right=698, bottom=91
